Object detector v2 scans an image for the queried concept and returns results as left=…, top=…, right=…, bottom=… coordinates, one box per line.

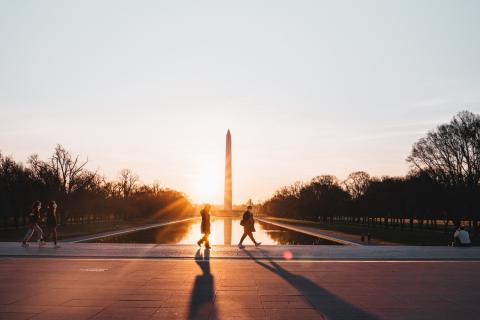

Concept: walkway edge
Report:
left=67, top=217, right=199, bottom=243
left=257, top=218, right=361, bottom=246
left=2, top=243, right=480, bottom=260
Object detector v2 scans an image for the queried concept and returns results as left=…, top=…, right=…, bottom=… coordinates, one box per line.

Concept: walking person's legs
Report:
left=33, top=224, right=46, bottom=247
left=44, top=229, right=52, bottom=242
left=22, top=227, right=35, bottom=246
left=34, top=224, right=44, bottom=242
left=247, top=232, right=261, bottom=246
left=52, top=228, right=58, bottom=246
left=239, top=232, right=261, bottom=248
left=197, top=234, right=205, bottom=246
left=238, top=232, right=248, bottom=247
left=44, top=227, right=59, bottom=247
left=204, top=233, right=211, bottom=249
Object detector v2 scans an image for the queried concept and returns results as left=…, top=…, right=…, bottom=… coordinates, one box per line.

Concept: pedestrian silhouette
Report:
left=189, top=249, right=214, bottom=320
left=43, top=200, right=60, bottom=248
left=243, top=249, right=378, bottom=320
left=22, top=201, right=46, bottom=248
left=197, top=204, right=211, bottom=249
left=238, top=205, right=261, bottom=248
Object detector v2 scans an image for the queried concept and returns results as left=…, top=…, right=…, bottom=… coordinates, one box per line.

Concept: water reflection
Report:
left=90, top=218, right=340, bottom=245
left=259, top=221, right=339, bottom=245
left=91, top=220, right=192, bottom=244
left=223, top=217, right=232, bottom=245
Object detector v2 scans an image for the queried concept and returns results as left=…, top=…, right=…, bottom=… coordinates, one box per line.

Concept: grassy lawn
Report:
left=265, top=217, right=479, bottom=246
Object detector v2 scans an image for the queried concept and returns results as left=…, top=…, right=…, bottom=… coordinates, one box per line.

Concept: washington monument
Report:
left=224, top=129, right=232, bottom=212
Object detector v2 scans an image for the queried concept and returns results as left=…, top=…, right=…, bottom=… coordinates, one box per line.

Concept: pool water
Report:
left=89, top=218, right=340, bottom=245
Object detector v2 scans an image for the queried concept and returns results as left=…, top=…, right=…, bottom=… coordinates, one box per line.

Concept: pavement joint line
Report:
left=2, top=257, right=480, bottom=262
left=257, top=218, right=360, bottom=246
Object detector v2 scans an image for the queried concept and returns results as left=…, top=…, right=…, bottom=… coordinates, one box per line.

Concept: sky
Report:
left=1, top=0, right=480, bottom=204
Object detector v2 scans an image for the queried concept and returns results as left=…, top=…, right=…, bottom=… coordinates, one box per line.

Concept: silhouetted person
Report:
left=189, top=249, right=214, bottom=319
left=454, top=225, right=471, bottom=247
left=197, top=204, right=211, bottom=249
left=22, top=201, right=46, bottom=248
left=243, top=249, right=378, bottom=320
left=43, top=200, right=60, bottom=248
left=238, top=205, right=261, bottom=248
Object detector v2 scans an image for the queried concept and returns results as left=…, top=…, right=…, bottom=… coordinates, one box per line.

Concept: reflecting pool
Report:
left=89, top=218, right=340, bottom=245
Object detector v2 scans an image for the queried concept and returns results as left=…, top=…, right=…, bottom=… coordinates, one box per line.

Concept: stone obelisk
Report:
left=224, top=129, right=232, bottom=212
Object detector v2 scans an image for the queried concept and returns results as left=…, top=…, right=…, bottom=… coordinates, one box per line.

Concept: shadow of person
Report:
left=189, top=248, right=215, bottom=320
left=242, top=248, right=379, bottom=320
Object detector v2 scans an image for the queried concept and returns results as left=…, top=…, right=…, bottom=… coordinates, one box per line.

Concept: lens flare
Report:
left=283, top=250, right=293, bottom=260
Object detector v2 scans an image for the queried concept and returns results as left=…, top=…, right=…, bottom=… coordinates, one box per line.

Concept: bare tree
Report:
left=117, top=168, right=139, bottom=198
left=407, top=110, right=480, bottom=229
left=102, top=180, right=120, bottom=198
left=151, top=180, right=162, bottom=196
left=343, top=171, right=371, bottom=200
left=407, top=111, right=480, bottom=188
left=28, top=154, right=58, bottom=189
left=49, top=144, right=90, bottom=195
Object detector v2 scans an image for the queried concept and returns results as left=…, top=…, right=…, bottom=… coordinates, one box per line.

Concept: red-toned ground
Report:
left=0, top=256, right=478, bottom=320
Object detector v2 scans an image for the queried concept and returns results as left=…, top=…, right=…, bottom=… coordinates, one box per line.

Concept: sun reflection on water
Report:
left=90, top=217, right=338, bottom=245
left=178, top=218, right=282, bottom=245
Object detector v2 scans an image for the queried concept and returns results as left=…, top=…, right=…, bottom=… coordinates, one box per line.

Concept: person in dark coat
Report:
left=43, top=200, right=60, bottom=248
left=238, top=206, right=261, bottom=248
left=197, top=204, right=211, bottom=249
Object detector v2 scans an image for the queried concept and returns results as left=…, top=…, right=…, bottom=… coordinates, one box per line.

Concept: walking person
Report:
left=22, top=201, right=46, bottom=248
left=238, top=205, right=261, bottom=248
left=43, top=200, right=60, bottom=248
left=197, top=204, right=211, bottom=249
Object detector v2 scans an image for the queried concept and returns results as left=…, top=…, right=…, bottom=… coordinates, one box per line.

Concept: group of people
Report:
left=197, top=204, right=261, bottom=249
left=21, top=200, right=59, bottom=248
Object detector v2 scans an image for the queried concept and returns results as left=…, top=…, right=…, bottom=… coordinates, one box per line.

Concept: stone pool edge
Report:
left=257, top=218, right=360, bottom=246
left=66, top=217, right=200, bottom=243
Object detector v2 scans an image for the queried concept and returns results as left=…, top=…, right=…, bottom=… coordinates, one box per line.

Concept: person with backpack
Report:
left=197, top=204, right=212, bottom=249
left=22, top=201, right=46, bottom=248
left=238, top=205, right=261, bottom=248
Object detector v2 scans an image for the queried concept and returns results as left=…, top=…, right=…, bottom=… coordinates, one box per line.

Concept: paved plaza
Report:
left=1, top=224, right=478, bottom=320
left=1, top=247, right=479, bottom=320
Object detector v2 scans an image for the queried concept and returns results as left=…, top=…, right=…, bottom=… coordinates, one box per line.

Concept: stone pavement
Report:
left=0, top=254, right=479, bottom=320
left=1, top=242, right=480, bottom=260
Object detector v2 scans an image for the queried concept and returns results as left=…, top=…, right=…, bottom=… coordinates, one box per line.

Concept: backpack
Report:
left=240, top=211, right=251, bottom=226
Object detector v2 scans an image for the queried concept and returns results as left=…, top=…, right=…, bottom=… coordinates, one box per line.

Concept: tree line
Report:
left=260, top=111, right=480, bottom=235
left=0, top=145, right=193, bottom=229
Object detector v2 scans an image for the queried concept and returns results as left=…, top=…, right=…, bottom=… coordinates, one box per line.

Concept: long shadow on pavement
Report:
left=189, top=248, right=215, bottom=320
left=243, top=248, right=379, bottom=320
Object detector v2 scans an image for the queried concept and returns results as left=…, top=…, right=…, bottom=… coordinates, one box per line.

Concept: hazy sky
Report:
left=1, top=0, right=480, bottom=204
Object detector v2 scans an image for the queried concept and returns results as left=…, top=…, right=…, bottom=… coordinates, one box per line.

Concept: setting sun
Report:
left=190, top=158, right=223, bottom=204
